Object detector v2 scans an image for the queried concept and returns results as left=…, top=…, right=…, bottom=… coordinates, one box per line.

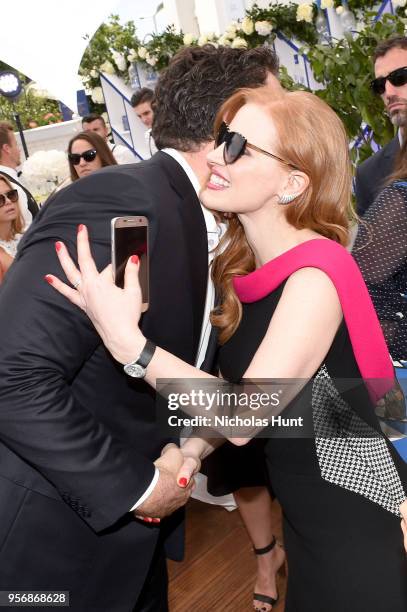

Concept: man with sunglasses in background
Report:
left=355, top=36, right=407, bottom=215
left=0, top=45, right=280, bottom=612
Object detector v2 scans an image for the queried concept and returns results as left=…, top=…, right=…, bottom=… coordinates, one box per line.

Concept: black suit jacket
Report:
left=0, top=153, right=208, bottom=610
left=355, top=136, right=399, bottom=215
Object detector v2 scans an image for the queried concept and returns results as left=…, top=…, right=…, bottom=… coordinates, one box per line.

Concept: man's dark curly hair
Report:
left=152, top=45, right=279, bottom=151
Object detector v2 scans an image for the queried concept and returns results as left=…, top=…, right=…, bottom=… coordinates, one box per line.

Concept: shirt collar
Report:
left=0, top=165, right=17, bottom=178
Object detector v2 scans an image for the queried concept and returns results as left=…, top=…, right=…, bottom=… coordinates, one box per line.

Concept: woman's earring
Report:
left=278, top=192, right=300, bottom=205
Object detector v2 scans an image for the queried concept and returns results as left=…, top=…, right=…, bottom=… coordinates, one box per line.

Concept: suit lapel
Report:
left=157, top=153, right=209, bottom=354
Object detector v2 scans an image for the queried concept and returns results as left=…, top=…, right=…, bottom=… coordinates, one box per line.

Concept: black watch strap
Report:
left=137, top=339, right=156, bottom=368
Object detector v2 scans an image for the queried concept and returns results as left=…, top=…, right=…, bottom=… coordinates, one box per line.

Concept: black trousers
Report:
left=134, top=544, right=168, bottom=612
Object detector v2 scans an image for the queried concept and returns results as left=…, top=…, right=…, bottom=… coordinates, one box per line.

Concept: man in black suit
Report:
left=0, top=45, right=279, bottom=611
left=355, top=36, right=407, bottom=215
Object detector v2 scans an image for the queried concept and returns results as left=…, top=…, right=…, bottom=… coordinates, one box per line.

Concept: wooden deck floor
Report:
left=168, top=498, right=287, bottom=611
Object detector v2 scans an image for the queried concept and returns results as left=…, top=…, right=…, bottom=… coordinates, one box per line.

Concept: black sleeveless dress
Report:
left=217, top=240, right=407, bottom=611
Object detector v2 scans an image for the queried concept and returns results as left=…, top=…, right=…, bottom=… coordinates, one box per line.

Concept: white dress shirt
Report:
left=130, top=148, right=221, bottom=510
left=0, top=165, right=32, bottom=229
left=109, top=142, right=138, bottom=165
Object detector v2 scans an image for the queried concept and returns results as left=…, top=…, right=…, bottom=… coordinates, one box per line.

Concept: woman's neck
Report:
left=238, top=206, right=321, bottom=267
left=0, top=222, right=13, bottom=242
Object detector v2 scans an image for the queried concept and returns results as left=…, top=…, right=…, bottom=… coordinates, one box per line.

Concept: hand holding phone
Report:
left=111, top=216, right=149, bottom=312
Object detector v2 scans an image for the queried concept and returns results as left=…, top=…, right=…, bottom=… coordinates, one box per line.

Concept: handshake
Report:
left=134, top=443, right=202, bottom=522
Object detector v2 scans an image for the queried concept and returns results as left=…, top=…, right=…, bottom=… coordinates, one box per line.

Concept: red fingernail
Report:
left=152, top=518, right=161, bottom=523
left=78, top=224, right=85, bottom=232
left=55, top=242, right=62, bottom=252
left=131, top=255, right=139, bottom=264
left=45, top=275, right=53, bottom=284
left=178, top=477, right=188, bottom=487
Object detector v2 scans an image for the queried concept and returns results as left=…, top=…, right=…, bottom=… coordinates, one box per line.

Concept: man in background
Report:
left=356, top=36, right=407, bottom=214
left=131, top=88, right=157, bottom=156
left=0, top=121, right=38, bottom=226
left=82, top=113, right=137, bottom=164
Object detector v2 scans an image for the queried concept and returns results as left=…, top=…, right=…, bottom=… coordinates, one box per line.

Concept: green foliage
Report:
left=79, top=14, right=140, bottom=90
left=0, top=91, right=61, bottom=129
left=140, top=26, right=185, bottom=72
left=247, top=2, right=318, bottom=46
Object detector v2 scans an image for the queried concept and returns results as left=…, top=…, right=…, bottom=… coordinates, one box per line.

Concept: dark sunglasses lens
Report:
left=0, top=190, right=18, bottom=206
left=215, top=122, right=228, bottom=148
left=371, top=77, right=385, bottom=95
left=69, top=153, right=81, bottom=165
left=7, top=189, right=18, bottom=203
left=82, top=150, right=97, bottom=162
left=224, top=133, right=246, bottom=164
left=389, top=68, right=407, bottom=88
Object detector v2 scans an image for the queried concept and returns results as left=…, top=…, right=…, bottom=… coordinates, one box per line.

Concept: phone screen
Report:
left=114, top=225, right=148, bottom=303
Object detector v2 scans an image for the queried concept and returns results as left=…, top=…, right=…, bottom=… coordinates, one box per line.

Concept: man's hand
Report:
left=400, top=499, right=407, bottom=553
left=134, top=446, right=194, bottom=520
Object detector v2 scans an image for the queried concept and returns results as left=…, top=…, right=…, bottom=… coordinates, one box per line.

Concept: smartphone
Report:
left=111, top=216, right=149, bottom=312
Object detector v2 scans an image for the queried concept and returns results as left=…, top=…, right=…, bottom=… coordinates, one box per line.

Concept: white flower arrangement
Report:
left=231, top=36, right=248, bottom=49
left=255, top=20, right=273, bottom=36
left=183, top=33, right=196, bottom=45
left=225, top=23, right=238, bottom=40
left=336, top=6, right=344, bottom=14
left=321, top=0, right=334, bottom=8
left=127, top=49, right=138, bottom=62
left=296, top=4, right=314, bottom=23
left=90, top=69, right=98, bottom=78
left=22, top=150, right=69, bottom=198
left=100, top=60, right=115, bottom=75
left=111, top=50, right=127, bottom=72
left=91, top=86, right=104, bottom=104
left=217, top=34, right=232, bottom=46
left=137, top=47, right=148, bottom=59
left=241, top=17, right=255, bottom=36
left=145, top=53, right=157, bottom=67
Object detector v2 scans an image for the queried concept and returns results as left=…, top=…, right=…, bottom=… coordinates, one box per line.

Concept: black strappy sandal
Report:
left=253, top=537, right=284, bottom=611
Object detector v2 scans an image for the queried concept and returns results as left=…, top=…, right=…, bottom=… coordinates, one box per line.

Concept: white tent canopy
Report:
left=0, top=0, right=122, bottom=112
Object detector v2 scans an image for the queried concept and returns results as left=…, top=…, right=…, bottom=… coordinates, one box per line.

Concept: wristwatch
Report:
left=123, top=339, right=156, bottom=378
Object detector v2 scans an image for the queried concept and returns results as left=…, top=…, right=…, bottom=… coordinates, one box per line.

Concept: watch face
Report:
left=124, top=363, right=146, bottom=378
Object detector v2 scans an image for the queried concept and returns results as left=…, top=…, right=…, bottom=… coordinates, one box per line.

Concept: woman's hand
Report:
left=161, top=442, right=202, bottom=488
left=45, top=224, right=145, bottom=365
left=400, top=499, right=407, bottom=553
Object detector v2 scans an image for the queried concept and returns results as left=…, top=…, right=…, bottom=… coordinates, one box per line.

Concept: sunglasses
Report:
left=68, top=149, right=98, bottom=165
left=215, top=121, right=297, bottom=168
left=0, top=189, right=18, bottom=207
left=371, top=66, right=407, bottom=95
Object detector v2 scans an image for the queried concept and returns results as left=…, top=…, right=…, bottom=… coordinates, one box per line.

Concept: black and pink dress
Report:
left=219, top=239, right=407, bottom=611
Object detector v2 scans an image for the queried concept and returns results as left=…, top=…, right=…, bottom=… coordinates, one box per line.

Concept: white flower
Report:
left=255, top=21, right=273, bottom=36
left=100, top=60, right=115, bottom=75
left=127, top=49, right=138, bottom=62
left=218, top=34, right=231, bottom=47
left=137, top=47, right=148, bottom=59
left=321, top=0, right=334, bottom=8
left=296, top=4, right=314, bottom=23
left=231, top=36, right=248, bottom=49
left=91, top=86, right=105, bottom=104
left=145, top=54, right=157, bottom=67
left=393, top=0, right=406, bottom=7
left=336, top=6, right=344, bottom=14
left=111, top=50, right=127, bottom=72
left=198, top=33, right=209, bottom=45
left=225, top=23, right=238, bottom=39
left=241, top=17, right=254, bottom=35
left=22, top=150, right=69, bottom=194
left=90, top=69, right=98, bottom=78
left=183, top=32, right=196, bottom=45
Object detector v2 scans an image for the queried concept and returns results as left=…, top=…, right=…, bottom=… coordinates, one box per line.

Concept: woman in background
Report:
left=0, top=175, right=24, bottom=282
left=353, top=139, right=407, bottom=361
